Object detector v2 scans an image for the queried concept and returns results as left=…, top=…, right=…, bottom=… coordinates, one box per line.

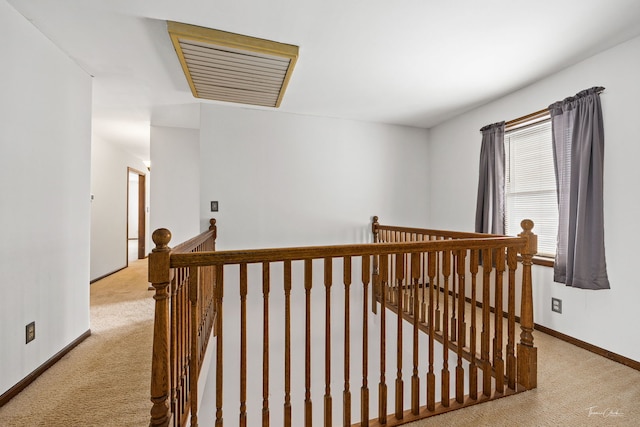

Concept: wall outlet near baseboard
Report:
left=26, top=321, right=35, bottom=343
left=551, top=298, right=562, bottom=314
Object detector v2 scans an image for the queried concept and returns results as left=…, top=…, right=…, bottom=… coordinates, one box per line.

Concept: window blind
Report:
left=505, top=119, right=557, bottom=257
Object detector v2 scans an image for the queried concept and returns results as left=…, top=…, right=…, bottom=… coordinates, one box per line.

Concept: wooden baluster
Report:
left=394, top=253, right=404, bottom=420
left=411, top=252, right=420, bottom=415
left=263, top=262, right=270, bottom=427
left=189, top=266, right=200, bottom=427
left=441, top=250, right=450, bottom=407
left=435, top=244, right=441, bottom=332
left=469, top=250, right=479, bottom=400
left=305, top=259, right=313, bottom=426
left=180, top=270, right=186, bottom=422
left=506, top=247, right=517, bottom=390
left=394, top=233, right=399, bottom=306
left=518, top=220, right=538, bottom=390
left=210, top=263, right=216, bottom=321
left=343, top=256, right=352, bottom=427
left=284, top=261, right=292, bottom=427
left=494, top=248, right=506, bottom=394
left=378, top=254, right=388, bottom=424
left=181, top=270, right=188, bottom=419
left=459, top=250, right=467, bottom=348
left=408, top=235, right=413, bottom=314
left=240, top=263, right=248, bottom=427
left=389, top=234, right=395, bottom=305
left=404, top=235, right=410, bottom=314
left=184, top=270, right=190, bottom=416
left=215, top=264, right=224, bottom=427
left=149, top=228, right=173, bottom=427
left=172, top=270, right=180, bottom=423
left=455, top=250, right=466, bottom=404
left=361, top=255, right=371, bottom=426
left=324, top=257, right=333, bottom=427
left=481, top=249, right=492, bottom=397
left=426, top=251, right=436, bottom=412
left=450, top=251, right=457, bottom=343
left=421, top=237, right=427, bottom=324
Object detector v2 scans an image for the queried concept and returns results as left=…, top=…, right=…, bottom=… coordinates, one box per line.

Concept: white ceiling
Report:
left=8, top=0, right=640, bottom=160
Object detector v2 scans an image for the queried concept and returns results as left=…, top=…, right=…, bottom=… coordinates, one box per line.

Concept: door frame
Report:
left=127, top=167, right=146, bottom=263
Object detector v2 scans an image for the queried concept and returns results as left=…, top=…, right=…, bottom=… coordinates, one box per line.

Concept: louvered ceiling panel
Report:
left=167, top=21, right=299, bottom=108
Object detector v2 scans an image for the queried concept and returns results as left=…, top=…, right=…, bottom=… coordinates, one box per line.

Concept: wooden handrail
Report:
left=169, top=237, right=526, bottom=267
left=372, top=215, right=507, bottom=239
left=171, top=219, right=217, bottom=254
left=149, top=216, right=537, bottom=427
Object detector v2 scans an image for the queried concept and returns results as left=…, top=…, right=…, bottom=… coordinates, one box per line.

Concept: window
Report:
left=504, top=117, right=557, bottom=258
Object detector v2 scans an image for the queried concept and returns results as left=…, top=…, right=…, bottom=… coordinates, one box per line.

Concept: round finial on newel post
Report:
left=152, top=228, right=172, bottom=252
left=520, top=219, right=534, bottom=233
left=519, top=219, right=537, bottom=257
left=209, top=218, right=217, bottom=231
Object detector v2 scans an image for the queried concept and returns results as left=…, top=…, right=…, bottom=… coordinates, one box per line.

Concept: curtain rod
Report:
left=503, top=87, right=604, bottom=130
left=505, top=108, right=549, bottom=129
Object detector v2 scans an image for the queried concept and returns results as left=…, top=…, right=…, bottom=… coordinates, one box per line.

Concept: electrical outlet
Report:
left=26, top=322, right=35, bottom=344
left=551, top=298, right=562, bottom=314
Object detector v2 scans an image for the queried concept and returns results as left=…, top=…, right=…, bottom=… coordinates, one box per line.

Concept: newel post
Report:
left=372, top=216, right=380, bottom=244
left=149, top=228, right=173, bottom=427
left=517, top=219, right=537, bottom=390
left=209, top=218, right=217, bottom=250
left=372, top=216, right=380, bottom=314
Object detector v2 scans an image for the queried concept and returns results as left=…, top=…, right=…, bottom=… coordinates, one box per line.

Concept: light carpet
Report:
left=0, top=259, right=152, bottom=426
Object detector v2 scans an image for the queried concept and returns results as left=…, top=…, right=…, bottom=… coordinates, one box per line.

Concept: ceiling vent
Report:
left=167, top=21, right=299, bottom=108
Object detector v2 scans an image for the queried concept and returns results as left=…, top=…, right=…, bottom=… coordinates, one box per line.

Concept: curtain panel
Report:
left=475, top=122, right=505, bottom=235
left=549, top=86, right=610, bottom=290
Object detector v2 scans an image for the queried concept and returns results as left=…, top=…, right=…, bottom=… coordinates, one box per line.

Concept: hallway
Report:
left=0, top=260, right=151, bottom=426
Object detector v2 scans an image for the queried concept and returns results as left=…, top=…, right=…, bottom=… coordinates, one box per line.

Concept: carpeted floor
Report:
left=0, top=259, right=638, bottom=426
left=0, top=259, right=152, bottom=427
left=409, top=329, right=640, bottom=427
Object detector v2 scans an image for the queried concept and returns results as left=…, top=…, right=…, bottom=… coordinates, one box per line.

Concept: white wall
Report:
left=150, top=125, right=200, bottom=246
left=199, top=104, right=430, bottom=250
left=0, top=0, right=92, bottom=395
left=195, top=107, right=430, bottom=425
left=90, top=135, right=149, bottom=280
left=428, top=35, right=640, bottom=362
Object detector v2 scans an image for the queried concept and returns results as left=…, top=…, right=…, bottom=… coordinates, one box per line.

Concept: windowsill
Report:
left=532, top=255, right=554, bottom=267
left=517, top=254, right=554, bottom=267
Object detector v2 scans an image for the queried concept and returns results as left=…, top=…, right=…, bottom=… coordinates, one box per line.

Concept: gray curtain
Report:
left=475, top=122, right=505, bottom=235
left=549, top=87, right=610, bottom=289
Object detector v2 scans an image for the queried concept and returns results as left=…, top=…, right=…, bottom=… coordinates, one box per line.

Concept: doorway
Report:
left=127, top=168, right=146, bottom=264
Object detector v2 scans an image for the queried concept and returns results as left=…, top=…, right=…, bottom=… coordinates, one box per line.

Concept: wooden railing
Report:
left=370, top=217, right=538, bottom=403
left=149, top=217, right=537, bottom=426
left=149, top=219, right=217, bottom=427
